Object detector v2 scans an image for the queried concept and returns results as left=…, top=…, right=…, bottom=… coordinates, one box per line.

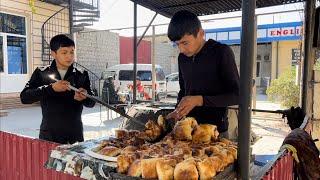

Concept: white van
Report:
left=101, top=64, right=166, bottom=100
left=165, top=72, right=179, bottom=96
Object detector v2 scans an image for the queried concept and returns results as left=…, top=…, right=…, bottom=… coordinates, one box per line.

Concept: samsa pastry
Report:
left=226, top=146, right=237, bottom=160
left=141, top=158, right=161, bottom=179
left=173, top=117, right=198, bottom=141
left=142, top=120, right=162, bottom=142
left=174, top=158, right=199, bottom=180
left=191, top=147, right=206, bottom=158
left=156, top=159, right=177, bottom=180
left=115, top=129, right=129, bottom=139
left=192, top=124, right=219, bottom=143
left=98, top=146, right=121, bottom=157
left=197, top=156, right=222, bottom=179
left=117, top=154, right=138, bottom=174
left=220, top=138, right=234, bottom=146
left=120, top=146, right=138, bottom=155
left=127, top=160, right=142, bottom=177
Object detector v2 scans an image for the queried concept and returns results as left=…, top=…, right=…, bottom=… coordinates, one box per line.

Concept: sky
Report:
left=90, top=1, right=306, bottom=36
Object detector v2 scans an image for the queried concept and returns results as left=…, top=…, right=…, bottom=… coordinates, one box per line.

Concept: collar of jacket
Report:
left=50, top=60, right=75, bottom=80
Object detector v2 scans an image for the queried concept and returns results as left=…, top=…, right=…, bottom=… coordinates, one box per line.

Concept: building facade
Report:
left=0, top=0, right=69, bottom=93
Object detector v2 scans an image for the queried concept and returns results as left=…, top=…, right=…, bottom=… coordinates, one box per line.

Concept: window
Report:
left=119, top=70, right=134, bottom=81
left=171, top=75, right=179, bottom=81
left=257, top=54, right=261, bottom=60
left=137, top=71, right=151, bottom=81
left=0, top=12, right=27, bottom=74
left=0, top=13, right=26, bottom=35
left=0, top=36, right=3, bottom=72
left=7, top=36, right=27, bottom=74
left=166, top=73, right=178, bottom=81
left=256, top=61, right=261, bottom=77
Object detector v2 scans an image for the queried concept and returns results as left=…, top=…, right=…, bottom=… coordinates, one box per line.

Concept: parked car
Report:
left=100, top=64, right=166, bottom=101
left=165, top=72, right=179, bottom=96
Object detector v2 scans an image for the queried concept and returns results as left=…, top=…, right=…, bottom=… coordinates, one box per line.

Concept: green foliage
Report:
left=266, top=68, right=300, bottom=108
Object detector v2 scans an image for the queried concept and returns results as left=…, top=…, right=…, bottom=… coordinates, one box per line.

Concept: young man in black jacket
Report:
left=20, top=34, right=95, bottom=144
left=166, top=10, right=240, bottom=135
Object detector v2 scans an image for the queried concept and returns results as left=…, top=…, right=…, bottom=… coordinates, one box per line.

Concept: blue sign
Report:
left=205, top=22, right=303, bottom=45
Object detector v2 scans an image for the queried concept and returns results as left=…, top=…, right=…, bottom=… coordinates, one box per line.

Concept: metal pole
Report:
left=238, top=0, right=256, bottom=179
left=137, top=13, right=158, bottom=46
left=133, top=2, right=137, bottom=104
left=68, top=0, right=73, bottom=38
left=301, top=0, right=316, bottom=116
left=252, top=15, right=257, bottom=115
left=151, top=25, right=156, bottom=103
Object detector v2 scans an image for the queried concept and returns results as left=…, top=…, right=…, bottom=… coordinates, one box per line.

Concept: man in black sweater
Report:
left=166, top=10, right=240, bottom=135
left=20, top=34, right=95, bottom=144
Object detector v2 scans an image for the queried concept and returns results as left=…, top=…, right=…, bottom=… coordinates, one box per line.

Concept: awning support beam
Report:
left=133, top=2, right=137, bottom=104
left=301, top=0, right=316, bottom=116
left=137, top=13, right=158, bottom=46
left=238, top=0, right=256, bottom=179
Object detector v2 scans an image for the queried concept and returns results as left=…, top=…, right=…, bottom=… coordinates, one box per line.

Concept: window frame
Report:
left=0, top=35, right=4, bottom=73
left=0, top=11, right=28, bottom=75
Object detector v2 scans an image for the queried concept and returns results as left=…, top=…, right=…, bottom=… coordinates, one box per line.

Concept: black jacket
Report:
left=178, top=39, right=239, bottom=132
left=102, top=80, right=119, bottom=104
left=20, top=60, right=95, bottom=144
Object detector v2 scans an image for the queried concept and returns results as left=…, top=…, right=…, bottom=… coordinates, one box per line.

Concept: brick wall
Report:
left=154, top=42, right=179, bottom=75
left=76, top=30, right=120, bottom=78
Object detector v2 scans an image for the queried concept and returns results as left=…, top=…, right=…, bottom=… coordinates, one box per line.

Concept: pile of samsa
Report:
left=93, top=116, right=237, bottom=180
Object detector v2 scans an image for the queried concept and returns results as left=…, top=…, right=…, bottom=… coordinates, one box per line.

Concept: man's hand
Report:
left=74, top=88, right=87, bottom=101
left=166, top=95, right=203, bottom=120
left=166, top=110, right=180, bottom=121
left=52, top=80, right=70, bottom=92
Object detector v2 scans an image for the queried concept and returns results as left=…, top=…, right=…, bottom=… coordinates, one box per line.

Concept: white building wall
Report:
left=76, top=30, right=120, bottom=78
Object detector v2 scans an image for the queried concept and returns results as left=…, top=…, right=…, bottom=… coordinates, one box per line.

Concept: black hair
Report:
left=167, top=10, right=202, bottom=41
left=50, top=34, right=75, bottom=52
left=107, top=76, right=114, bottom=82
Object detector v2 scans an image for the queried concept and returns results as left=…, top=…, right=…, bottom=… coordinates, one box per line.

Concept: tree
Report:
left=266, top=68, right=300, bottom=108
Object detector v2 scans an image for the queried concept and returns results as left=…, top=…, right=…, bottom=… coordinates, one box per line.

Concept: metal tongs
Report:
left=49, top=75, right=133, bottom=120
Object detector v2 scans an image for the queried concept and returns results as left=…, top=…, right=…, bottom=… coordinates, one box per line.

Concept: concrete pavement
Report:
left=0, top=105, right=123, bottom=140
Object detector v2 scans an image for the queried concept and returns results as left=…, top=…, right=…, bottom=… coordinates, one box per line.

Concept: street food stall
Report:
left=45, top=113, right=239, bottom=179
left=1, top=0, right=319, bottom=179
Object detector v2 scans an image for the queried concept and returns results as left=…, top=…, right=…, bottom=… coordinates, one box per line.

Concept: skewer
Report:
left=49, top=74, right=134, bottom=120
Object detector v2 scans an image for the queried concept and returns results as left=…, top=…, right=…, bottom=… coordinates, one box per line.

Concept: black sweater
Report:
left=20, top=60, right=95, bottom=143
left=177, top=39, right=239, bottom=132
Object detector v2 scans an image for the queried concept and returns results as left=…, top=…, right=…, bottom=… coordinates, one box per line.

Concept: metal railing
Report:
left=41, top=0, right=101, bottom=94
left=41, top=0, right=100, bottom=63
left=41, top=7, right=69, bottom=64
left=74, top=62, right=100, bottom=96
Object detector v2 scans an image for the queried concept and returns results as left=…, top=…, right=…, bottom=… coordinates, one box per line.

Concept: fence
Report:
left=0, top=131, right=82, bottom=180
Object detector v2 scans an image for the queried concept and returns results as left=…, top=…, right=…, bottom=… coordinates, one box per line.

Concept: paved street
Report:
left=0, top=105, right=123, bottom=140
